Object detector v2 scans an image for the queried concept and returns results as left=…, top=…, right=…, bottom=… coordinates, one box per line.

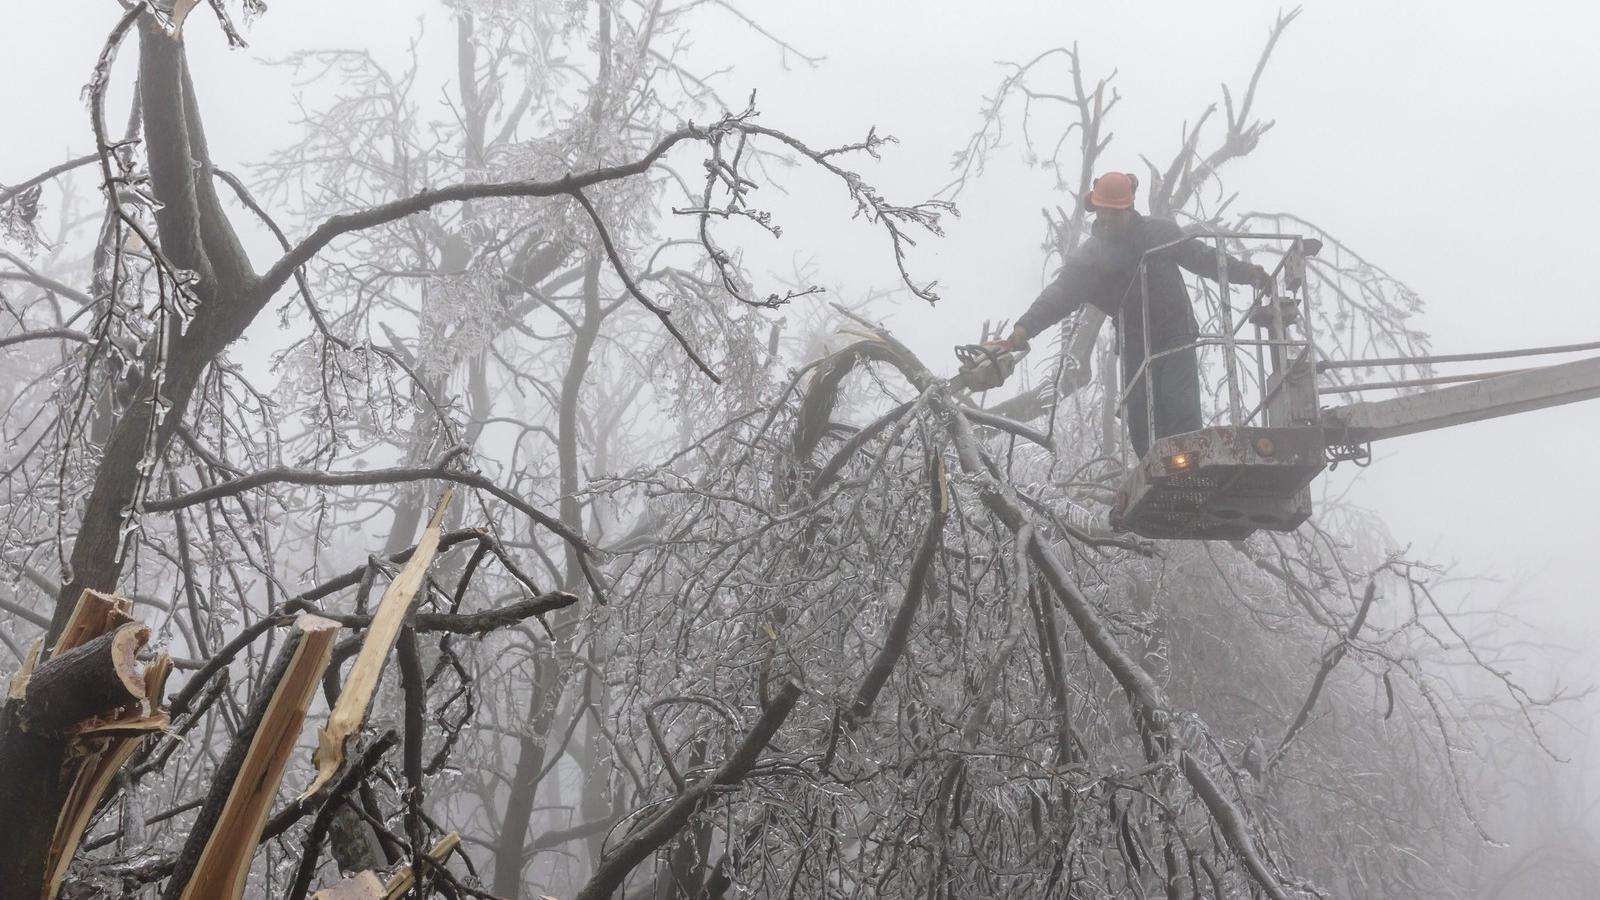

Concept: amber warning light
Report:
left=1166, top=452, right=1197, bottom=471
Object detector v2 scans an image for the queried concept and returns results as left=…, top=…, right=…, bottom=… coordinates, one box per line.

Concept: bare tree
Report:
left=0, top=1, right=944, bottom=897
left=0, top=4, right=1575, bottom=900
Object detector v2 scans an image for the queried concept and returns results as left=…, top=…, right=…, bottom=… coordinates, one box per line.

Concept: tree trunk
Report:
left=0, top=698, right=75, bottom=900
left=51, top=18, right=257, bottom=642
left=492, top=658, right=562, bottom=896
left=493, top=254, right=603, bottom=893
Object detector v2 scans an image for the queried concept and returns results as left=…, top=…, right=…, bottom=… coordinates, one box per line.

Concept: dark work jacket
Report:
left=1015, top=213, right=1256, bottom=357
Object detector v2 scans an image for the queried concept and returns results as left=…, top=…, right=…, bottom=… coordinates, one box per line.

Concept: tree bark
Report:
left=0, top=697, right=72, bottom=900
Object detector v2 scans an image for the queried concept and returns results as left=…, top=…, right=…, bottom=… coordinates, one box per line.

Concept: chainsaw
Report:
left=953, top=342, right=1024, bottom=392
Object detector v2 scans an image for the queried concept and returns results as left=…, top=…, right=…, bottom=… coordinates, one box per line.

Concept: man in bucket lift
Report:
left=984, top=172, right=1271, bottom=457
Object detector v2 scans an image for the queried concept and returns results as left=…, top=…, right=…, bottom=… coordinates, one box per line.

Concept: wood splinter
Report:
left=304, top=489, right=453, bottom=799
left=310, top=832, right=462, bottom=900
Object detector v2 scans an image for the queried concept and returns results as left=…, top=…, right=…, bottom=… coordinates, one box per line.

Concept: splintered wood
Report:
left=41, top=652, right=172, bottom=900
left=310, top=832, right=461, bottom=900
left=172, top=614, right=341, bottom=900
left=6, top=638, right=40, bottom=701
left=2, top=490, right=458, bottom=900
left=50, top=588, right=137, bottom=657
left=304, top=489, right=453, bottom=798
left=0, top=589, right=172, bottom=900
left=311, top=871, right=386, bottom=900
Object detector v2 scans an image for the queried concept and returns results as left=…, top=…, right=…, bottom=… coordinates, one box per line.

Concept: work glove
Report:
left=1241, top=263, right=1273, bottom=292
left=980, top=326, right=1030, bottom=354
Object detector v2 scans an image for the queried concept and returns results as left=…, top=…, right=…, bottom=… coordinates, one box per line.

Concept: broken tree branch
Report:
left=163, top=614, right=342, bottom=900
left=285, top=730, right=399, bottom=900
left=573, top=681, right=803, bottom=900
left=304, top=491, right=451, bottom=798
left=845, top=454, right=947, bottom=726
left=1269, top=579, right=1378, bottom=770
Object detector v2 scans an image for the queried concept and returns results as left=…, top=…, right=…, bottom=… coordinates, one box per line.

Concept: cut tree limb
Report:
left=22, top=623, right=148, bottom=731
left=40, top=653, right=172, bottom=900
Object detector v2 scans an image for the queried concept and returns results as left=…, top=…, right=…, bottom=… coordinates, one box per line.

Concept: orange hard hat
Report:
left=1084, top=171, right=1139, bottom=211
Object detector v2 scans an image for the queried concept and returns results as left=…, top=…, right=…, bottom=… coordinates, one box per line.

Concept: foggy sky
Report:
left=5, top=1, right=1596, bottom=678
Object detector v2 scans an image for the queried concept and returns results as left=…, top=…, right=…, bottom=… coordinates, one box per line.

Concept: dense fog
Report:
left=2, top=3, right=1597, bottom=898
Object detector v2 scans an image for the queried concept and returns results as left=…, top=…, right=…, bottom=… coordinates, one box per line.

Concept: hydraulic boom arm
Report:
left=1320, top=354, right=1600, bottom=444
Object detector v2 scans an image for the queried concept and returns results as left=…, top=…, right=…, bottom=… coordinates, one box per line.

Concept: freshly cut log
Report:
left=22, top=623, right=148, bottom=731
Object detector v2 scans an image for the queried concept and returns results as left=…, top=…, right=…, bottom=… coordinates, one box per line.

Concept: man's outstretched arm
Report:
left=1170, top=227, right=1269, bottom=290
left=1007, top=276, right=1081, bottom=347
left=996, top=248, right=1110, bottom=349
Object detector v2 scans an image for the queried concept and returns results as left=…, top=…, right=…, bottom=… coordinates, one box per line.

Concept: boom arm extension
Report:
left=1320, top=354, right=1600, bottom=444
